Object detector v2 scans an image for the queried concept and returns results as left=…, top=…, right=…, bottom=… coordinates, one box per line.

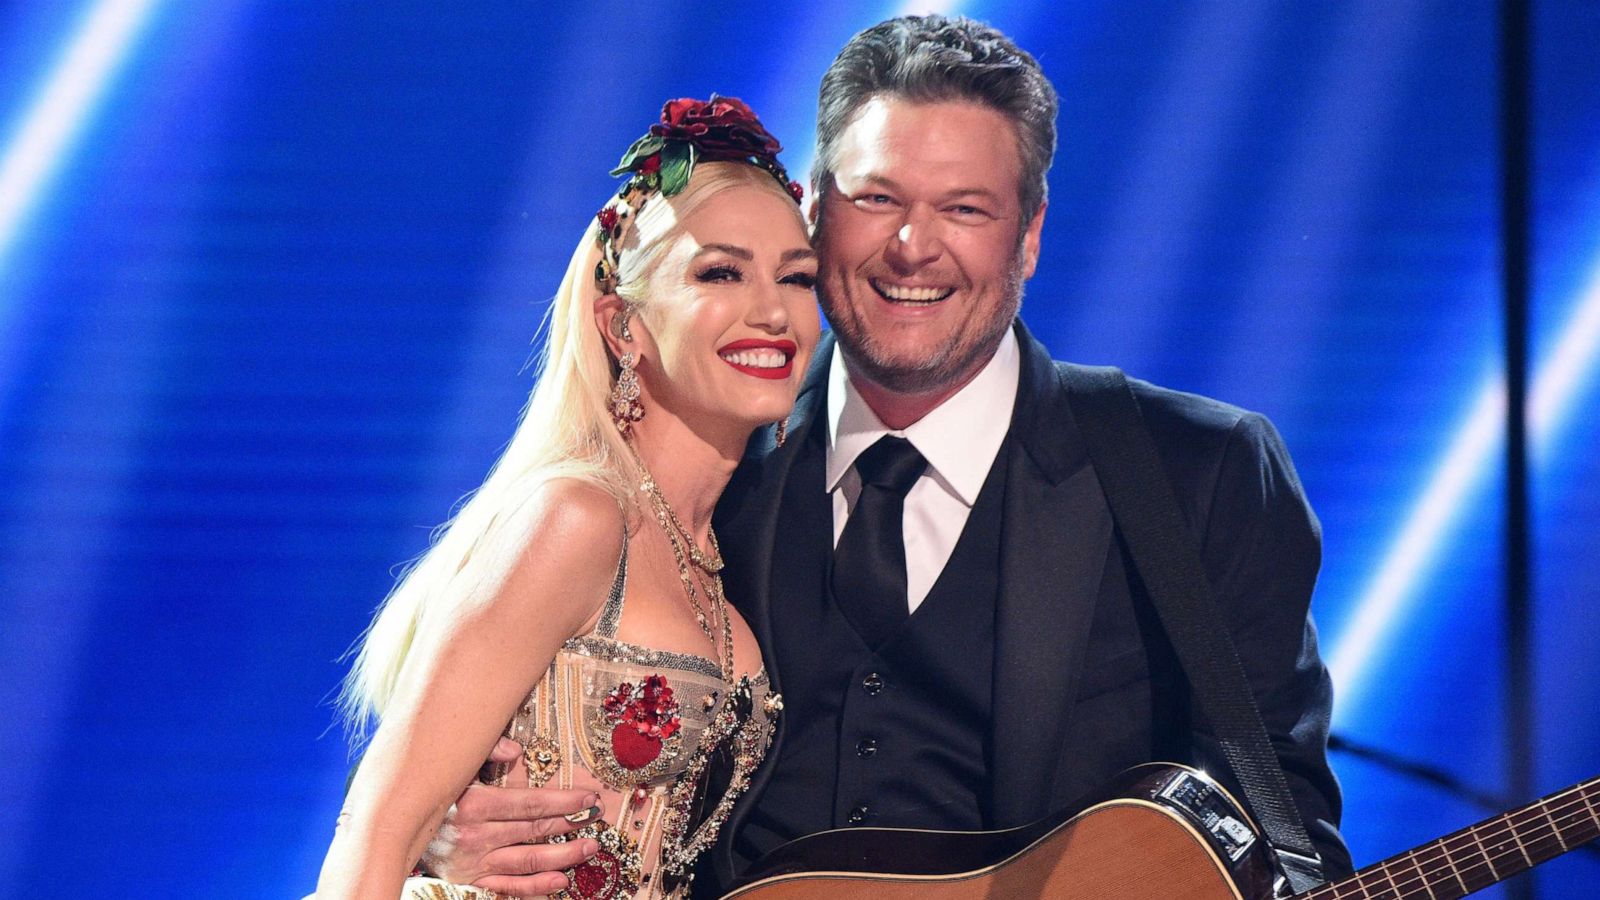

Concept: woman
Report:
left=315, top=97, right=819, bottom=900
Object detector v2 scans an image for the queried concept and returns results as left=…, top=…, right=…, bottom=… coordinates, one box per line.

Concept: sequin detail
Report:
left=655, top=672, right=779, bottom=895
left=563, top=635, right=722, bottom=681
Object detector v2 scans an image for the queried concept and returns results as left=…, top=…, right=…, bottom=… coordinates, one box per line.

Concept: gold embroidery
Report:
left=402, top=876, right=513, bottom=899
left=524, top=733, right=562, bottom=787
left=584, top=703, right=686, bottom=790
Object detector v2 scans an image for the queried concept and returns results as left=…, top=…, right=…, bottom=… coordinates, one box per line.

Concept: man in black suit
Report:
left=430, top=14, right=1351, bottom=897
left=699, top=16, right=1349, bottom=890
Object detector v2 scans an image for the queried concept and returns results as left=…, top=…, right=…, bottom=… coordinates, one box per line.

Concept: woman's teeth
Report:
left=720, top=349, right=788, bottom=368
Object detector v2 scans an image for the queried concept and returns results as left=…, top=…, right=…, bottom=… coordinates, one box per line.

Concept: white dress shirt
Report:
left=825, top=329, right=1021, bottom=613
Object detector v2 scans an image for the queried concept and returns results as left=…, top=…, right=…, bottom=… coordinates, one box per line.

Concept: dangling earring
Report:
left=775, top=416, right=789, bottom=447
left=610, top=351, right=645, bottom=433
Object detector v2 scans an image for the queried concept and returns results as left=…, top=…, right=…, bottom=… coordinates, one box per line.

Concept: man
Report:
left=433, top=14, right=1351, bottom=897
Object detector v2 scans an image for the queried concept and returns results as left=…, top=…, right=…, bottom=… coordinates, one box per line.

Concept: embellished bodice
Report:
left=468, top=539, right=780, bottom=900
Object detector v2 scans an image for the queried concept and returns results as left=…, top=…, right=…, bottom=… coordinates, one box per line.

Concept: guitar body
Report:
left=723, top=764, right=1281, bottom=900
left=722, top=762, right=1600, bottom=900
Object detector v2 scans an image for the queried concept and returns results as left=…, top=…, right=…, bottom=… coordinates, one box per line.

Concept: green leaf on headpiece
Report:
left=610, top=134, right=666, bottom=177
left=658, top=140, right=696, bottom=197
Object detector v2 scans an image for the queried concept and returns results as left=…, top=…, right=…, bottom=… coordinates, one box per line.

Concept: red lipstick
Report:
left=717, top=339, right=798, bottom=380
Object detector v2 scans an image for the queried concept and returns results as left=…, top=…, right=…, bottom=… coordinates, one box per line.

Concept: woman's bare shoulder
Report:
left=473, top=477, right=623, bottom=609
left=519, top=478, right=624, bottom=545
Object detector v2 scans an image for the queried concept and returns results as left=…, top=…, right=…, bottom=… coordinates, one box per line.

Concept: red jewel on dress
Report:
left=570, top=850, right=619, bottom=898
left=611, top=725, right=659, bottom=769
left=602, top=676, right=682, bottom=770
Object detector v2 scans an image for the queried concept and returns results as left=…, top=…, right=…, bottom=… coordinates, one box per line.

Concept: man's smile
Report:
left=869, top=277, right=956, bottom=305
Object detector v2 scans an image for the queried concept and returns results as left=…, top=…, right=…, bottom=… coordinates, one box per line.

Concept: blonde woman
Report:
left=315, top=97, right=819, bottom=900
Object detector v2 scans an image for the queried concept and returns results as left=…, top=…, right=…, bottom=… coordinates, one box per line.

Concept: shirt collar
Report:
left=825, top=328, right=1020, bottom=507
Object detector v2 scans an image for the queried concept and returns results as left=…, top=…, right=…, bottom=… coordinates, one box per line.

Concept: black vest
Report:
left=734, top=422, right=1009, bottom=866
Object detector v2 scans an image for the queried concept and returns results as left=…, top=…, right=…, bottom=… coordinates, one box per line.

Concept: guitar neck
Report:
left=1301, top=776, right=1600, bottom=899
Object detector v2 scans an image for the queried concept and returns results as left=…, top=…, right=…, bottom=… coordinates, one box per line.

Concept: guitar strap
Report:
left=1063, top=364, right=1328, bottom=894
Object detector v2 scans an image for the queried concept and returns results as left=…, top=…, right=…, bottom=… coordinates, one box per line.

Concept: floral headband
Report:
left=594, top=96, right=803, bottom=293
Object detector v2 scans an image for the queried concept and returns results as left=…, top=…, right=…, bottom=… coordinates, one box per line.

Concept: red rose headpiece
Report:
left=593, top=96, right=803, bottom=293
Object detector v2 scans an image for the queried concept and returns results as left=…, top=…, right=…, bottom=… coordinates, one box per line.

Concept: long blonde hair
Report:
left=339, top=162, right=800, bottom=743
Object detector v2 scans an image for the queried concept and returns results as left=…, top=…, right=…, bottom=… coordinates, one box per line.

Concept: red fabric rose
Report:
left=602, top=681, right=632, bottom=717
left=638, top=154, right=661, bottom=175
left=596, top=206, right=618, bottom=232
left=651, top=95, right=782, bottom=163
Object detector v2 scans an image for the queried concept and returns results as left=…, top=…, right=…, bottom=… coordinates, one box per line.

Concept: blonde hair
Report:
left=339, top=162, right=801, bottom=743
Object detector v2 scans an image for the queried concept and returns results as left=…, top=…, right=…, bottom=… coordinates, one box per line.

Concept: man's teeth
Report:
left=721, top=349, right=788, bottom=368
left=873, top=280, right=952, bottom=302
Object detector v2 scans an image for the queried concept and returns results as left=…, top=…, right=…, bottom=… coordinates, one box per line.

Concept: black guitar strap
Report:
left=1063, top=364, right=1328, bottom=894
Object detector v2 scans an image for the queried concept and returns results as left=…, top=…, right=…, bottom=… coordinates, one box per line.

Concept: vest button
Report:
left=847, top=805, right=870, bottom=825
left=861, top=672, right=884, bottom=695
left=855, top=738, right=878, bottom=758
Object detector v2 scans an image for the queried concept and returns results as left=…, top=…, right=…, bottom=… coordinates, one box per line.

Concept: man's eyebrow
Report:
left=693, top=242, right=754, bottom=261
left=858, top=175, right=1004, bottom=203
left=944, top=187, right=1004, bottom=201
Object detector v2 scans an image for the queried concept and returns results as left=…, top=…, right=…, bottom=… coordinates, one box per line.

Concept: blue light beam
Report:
left=1329, top=251, right=1600, bottom=716
left=0, top=0, right=163, bottom=272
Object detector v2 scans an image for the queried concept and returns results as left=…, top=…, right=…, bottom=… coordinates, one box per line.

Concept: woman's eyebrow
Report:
left=693, top=242, right=754, bottom=261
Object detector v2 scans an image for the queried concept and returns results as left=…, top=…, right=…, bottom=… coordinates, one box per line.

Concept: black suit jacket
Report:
left=706, top=320, right=1352, bottom=889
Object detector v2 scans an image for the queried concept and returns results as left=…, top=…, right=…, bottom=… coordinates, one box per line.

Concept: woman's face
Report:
left=633, top=181, right=821, bottom=440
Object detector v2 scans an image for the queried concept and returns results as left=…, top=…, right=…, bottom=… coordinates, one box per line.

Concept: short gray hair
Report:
left=814, top=14, right=1058, bottom=223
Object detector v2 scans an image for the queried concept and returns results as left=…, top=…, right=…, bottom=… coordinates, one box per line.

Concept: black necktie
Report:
left=831, top=436, right=928, bottom=649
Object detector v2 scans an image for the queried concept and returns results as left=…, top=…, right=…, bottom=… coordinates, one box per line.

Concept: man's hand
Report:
left=421, top=738, right=604, bottom=898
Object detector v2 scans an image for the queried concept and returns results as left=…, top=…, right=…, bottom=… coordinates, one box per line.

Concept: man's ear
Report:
left=1019, top=201, right=1047, bottom=280
left=807, top=174, right=832, bottom=229
left=594, top=292, right=631, bottom=360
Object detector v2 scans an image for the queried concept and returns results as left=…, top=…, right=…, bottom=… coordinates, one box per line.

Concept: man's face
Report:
left=812, top=96, right=1045, bottom=395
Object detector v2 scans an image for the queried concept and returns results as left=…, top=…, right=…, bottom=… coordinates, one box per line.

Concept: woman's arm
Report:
left=315, top=480, right=623, bottom=899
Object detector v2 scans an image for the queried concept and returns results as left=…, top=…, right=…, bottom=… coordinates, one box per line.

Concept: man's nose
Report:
left=885, top=205, right=941, bottom=271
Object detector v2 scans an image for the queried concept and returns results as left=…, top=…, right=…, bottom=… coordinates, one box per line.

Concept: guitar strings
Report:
left=1307, top=788, right=1598, bottom=899
left=1303, top=780, right=1600, bottom=899
left=1313, top=789, right=1598, bottom=900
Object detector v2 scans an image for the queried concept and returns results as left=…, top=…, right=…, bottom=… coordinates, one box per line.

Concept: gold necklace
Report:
left=655, top=482, right=723, bottom=574
left=629, top=445, right=734, bottom=684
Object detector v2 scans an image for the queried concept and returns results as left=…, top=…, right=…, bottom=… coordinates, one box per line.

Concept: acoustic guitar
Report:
left=721, top=763, right=1599, bottom=899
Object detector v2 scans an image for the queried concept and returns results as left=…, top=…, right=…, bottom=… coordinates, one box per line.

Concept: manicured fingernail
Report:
left=564, top=804, right=600, bottom=824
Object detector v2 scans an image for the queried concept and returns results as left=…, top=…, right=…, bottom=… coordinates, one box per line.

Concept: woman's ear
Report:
left=594, top=292, right=633, bottom=361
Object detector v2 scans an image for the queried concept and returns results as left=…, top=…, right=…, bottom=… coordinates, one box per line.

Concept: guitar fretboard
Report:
left=1301, top=776, right=1600, bottom=899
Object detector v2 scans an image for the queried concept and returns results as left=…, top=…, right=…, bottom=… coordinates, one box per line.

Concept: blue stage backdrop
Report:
left=1, top=2, right=1597, bottom=896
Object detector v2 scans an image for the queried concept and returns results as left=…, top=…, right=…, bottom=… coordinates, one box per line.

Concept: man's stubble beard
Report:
left=821, top=255, right=1026, bottom=397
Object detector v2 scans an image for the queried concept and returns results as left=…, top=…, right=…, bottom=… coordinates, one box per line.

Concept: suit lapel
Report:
left=989, top=323, right=1113, bottom=827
